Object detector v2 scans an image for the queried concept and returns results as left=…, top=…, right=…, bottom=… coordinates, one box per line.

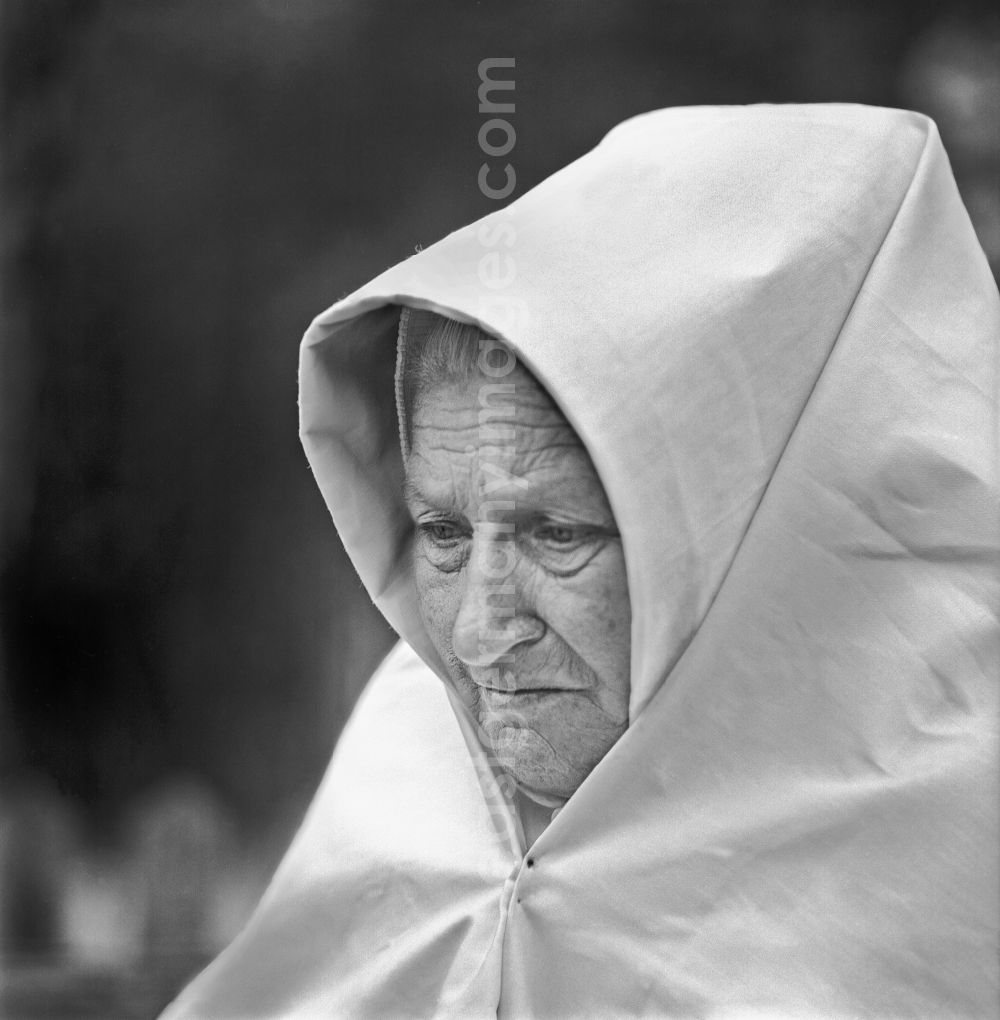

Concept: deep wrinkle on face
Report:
left=404, top=362, right=631, bottom=800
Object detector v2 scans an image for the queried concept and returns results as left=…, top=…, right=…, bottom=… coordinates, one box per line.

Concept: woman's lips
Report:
left=476, top=684, right=580, bottom=697
left=465, top=667, right=588, bottom=698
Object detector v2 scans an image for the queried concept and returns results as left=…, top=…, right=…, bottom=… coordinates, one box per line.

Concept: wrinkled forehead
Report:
left=397, top=305, right=584, bottom=458
left=402, top=342, right=615, bottom=522
left=407, top=366, right=597, bottom=487
left=409, top=362, right=574, bottom=438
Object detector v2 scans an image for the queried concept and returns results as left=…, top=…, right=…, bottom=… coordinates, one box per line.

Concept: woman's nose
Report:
left=451, top=528, right=543, bottom=668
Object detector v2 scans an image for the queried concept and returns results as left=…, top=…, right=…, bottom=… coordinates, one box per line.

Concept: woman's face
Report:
left=404, top=362, right=631, bottom=800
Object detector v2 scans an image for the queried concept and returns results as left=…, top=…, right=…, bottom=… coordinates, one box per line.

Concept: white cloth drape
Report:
left=164, top=105, right=999, bottom=1018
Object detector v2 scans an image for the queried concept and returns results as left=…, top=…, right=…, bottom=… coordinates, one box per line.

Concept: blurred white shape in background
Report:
left=901, top=17, right=1000, bottom=273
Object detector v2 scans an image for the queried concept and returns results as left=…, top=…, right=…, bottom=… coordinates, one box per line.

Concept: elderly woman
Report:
left=164, top=105, right=998, bottom=1017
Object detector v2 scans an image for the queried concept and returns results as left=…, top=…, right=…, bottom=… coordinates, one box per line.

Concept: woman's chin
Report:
left=488, top=724, right=582, bottom=801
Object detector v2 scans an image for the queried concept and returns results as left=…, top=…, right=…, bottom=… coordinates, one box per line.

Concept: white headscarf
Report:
left=164, top=104, right=999, bottom=1018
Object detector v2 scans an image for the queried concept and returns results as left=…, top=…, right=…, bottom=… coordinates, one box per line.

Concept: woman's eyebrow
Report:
left=402, top=478, right=430, bottom=507
left=402, top=478, right=461, bottom=511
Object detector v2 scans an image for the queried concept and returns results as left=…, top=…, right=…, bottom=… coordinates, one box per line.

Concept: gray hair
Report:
left=395, top=307, right=517, bottom=456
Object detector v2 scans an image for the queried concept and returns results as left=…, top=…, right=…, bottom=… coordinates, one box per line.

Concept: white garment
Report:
left=164, top=105, right=999, bottom=1018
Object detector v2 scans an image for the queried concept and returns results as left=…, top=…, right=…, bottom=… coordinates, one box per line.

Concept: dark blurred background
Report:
left=1, top=1, right=997, bottom=1016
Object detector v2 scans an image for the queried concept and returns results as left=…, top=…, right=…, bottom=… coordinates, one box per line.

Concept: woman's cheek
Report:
left=536, top=555, right=628, bottom=644
left=537, top=553, right=631, bottom=713
left=414, top=559, right=460, bottom=652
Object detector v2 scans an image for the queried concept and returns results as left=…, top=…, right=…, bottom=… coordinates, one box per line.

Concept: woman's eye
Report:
left=414, top=519, right=470, bottom=573
left=528, top=521, right=617, bottom=576
left=420, top=520, right=463, bottom=545
left=536, top=524, right=580, bottom=546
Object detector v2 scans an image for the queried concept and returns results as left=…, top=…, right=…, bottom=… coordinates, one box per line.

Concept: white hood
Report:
left=164, top=104, right=999, bottom=1018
